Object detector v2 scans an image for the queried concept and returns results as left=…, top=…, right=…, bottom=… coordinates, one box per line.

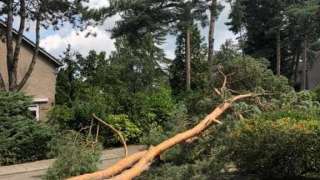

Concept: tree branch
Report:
left=93, top=114, right=128, bottom=157
left=12, top=0, right=26, bottom=87
left=6, top=0, right=15, bottom=91
left=17, top=11, right=41, bottom=91
left=108, top=93, right=257, bottom=180
left=69, top=92, right=259, bottom=180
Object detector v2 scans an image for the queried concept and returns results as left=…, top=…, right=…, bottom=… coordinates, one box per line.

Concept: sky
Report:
left=36, top=0, right=237, bottom=60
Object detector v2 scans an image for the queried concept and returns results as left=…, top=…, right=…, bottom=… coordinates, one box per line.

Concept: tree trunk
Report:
left=68, top=151, right=148, bottom=180
left=6, top=0, right=16, bottom=91
left=12, top=0, right=27, bottom=89
left=0, top=73, right=6, bottom=91
left=293, top=52, right=300, bottom=86
left=302, top=37, right=308, bottom=90
left=186, top=28, right=191, bottom=91
left=17, top=13, right=41, bottom=91
left=69, top=93, right=258, bottom=180
left=208, top=0, right=217, bottom=83
left=276, top=30, right=281, bottom=76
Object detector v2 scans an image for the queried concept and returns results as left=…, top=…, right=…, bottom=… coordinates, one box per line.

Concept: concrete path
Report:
left=0, top=145, right=146, bottom=180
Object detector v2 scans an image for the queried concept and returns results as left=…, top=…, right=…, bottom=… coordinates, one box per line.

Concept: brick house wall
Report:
left=0, top=36, right=61, bottom=120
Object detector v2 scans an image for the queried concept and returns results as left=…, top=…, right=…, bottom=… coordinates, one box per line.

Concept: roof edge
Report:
left=0, top=21, right=63, bottom=67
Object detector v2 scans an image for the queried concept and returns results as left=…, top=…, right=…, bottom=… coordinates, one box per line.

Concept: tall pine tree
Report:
left=170, top=25, right=208, bottom=95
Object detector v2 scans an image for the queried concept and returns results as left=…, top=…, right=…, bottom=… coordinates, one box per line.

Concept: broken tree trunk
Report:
left=68, top=150, right=147, bottom=180
left=69, top=93, right=257, bottom=180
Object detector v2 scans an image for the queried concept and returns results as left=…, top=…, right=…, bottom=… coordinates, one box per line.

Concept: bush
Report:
left=104, top=114, right=142, bottom=144
left=45, top=132, right=102, bottom=180
left=225, top=111, right=320, bottom=179
left=312, top=85, right=320, bottom=102
left=0, top=91, right=55, bottom=165
left=47, top=105, right=74, bottom=130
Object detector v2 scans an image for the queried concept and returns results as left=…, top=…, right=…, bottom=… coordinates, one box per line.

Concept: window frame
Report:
left=28, top=104, right=40, bottom=121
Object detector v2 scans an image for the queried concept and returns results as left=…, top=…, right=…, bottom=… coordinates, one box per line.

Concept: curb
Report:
left=0, top=145, right=146, bottom=177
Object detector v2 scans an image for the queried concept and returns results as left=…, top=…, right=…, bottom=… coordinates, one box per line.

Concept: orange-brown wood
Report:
left=70, top=93, right=256, bottom=180
left=68, top=150, right=147, bottom=180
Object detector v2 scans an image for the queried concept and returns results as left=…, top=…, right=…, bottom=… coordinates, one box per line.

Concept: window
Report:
left=28, top=105, right=40, bottom=121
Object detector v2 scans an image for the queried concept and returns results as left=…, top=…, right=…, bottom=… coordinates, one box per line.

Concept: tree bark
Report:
left=208, top=0, right=217, bottom=83
left=302, top=37, right=308, bottom=90
left=93, top=114, right=128, bottom=157
left=69, top=93, right=258, bottom=180
left=293, top=52, right=300, bottom=86
left=17, top=13, right=41, bottom=91
left=276, top=30, right=281, bottom=76
left=6, top=0, right=15, bottom=91
left=68, top=151, right=148, bottom=180
left=12, top=0, right=27, bottom=89
left=0, top=73, right=6, bottom=91
left=186, top=28, right=191, bottom=91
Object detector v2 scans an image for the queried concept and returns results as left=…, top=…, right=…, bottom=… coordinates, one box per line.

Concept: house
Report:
left=0, top=23, right=62, bottom=120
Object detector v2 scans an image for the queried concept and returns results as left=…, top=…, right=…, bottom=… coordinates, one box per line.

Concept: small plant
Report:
left=45, top=131, right=102, bottom=180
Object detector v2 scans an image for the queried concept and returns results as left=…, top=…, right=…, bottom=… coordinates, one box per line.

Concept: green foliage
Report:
left=47, top=105, right=74, bottom=130
left=0, top=91, right=32, bottom=116
left=227, top=0, right=320, bottom=85
left=312, top=85, right=320, bottom=102
left=45, top=132, right=102, bottom=180
left=0, top=91, right=54, bottom=165
left=105, top=114, right=141, bottom=143
left=279, top=90, right=320, bottom=110
left=170, top=24, right=208, bottom=95
left=140, top=104, right=188, bottom=146
left=214, top=49, right=292, bottom=94
left=225, top=111, right=320, bottom=178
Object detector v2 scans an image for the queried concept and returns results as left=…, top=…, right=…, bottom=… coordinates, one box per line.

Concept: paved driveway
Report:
left=0, top=145, right=146, bottom=180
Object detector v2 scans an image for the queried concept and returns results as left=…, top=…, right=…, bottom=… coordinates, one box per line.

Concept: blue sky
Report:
left=34, top=0, right=237, bottom=59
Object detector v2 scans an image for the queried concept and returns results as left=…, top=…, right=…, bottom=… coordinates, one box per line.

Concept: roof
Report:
left=0, top=21, right=62, bottom=67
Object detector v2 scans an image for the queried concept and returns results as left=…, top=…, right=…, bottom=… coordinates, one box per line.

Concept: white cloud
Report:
left=83, top=0, right=109, bottom=9
left=39, top=0, right=236, bottom=60
left=40, top=26, right=115, bottom=57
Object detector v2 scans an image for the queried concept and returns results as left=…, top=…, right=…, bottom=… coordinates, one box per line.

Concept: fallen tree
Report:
left=68, top=70, right=261, bottom=180
left=69, top=95, right=258, bottom=180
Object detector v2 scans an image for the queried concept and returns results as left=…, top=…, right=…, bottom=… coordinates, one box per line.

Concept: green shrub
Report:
left=105, top=114, right=141, bottom=143
left=214, top=54, right=292, bottom=94
left=47, top=105, right=74, bottom=130
left=312, top=85, right=320, bottom=102
left=45, top=132, right=102, bottom=180
left=130, top=87, right=177, bottom=130
left=0, top=91, right=55, bottom=165
left=225, top=112, right=320, bottom=179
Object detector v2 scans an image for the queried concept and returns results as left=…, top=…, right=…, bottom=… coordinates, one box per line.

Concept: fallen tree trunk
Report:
left=69, top=93, right=257, bottom=180
left=68, top=150, right=147, bottom=180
